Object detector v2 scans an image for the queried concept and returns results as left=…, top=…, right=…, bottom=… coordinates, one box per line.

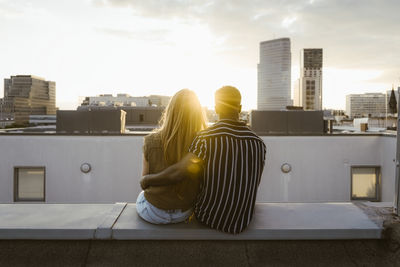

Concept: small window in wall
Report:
left=139, top=114, right=144, bottom=122
left=14, top=167, right=45, bottom=202
left=351, top=166, right=380, bottom=201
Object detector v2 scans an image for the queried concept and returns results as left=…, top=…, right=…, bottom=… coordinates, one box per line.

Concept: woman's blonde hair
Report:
left=158, top=89, right=207, bottom=165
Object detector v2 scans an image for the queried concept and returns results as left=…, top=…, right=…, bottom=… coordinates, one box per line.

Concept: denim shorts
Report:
left=136, top=191, right=193, bottom=224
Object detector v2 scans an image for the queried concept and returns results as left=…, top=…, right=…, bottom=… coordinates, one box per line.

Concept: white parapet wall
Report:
left=0, top=135, right=396, bottom=203
left=259, top=135, right=395, bottom=202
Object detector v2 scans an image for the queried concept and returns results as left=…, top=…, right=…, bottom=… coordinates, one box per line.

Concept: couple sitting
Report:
left=136, top=86, right=266, bottom=234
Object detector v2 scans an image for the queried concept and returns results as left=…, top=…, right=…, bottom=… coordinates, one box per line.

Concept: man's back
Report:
left=189, top=119, right=266, bottom=234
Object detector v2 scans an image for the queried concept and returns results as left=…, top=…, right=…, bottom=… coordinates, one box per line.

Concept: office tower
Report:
left=257, top=38, right=291, bottom=110
left=299, top=49, right=323, bottom=110
left=2, top=75, right=56, bottom=124
left=346, top=93, right=386, bottom=118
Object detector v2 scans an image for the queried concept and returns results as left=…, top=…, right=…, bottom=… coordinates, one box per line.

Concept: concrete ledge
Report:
left=113, top=203, right=382, bottom=240
left=95, top=202, right=127, bottom=239
left=0, top=203, right=382, bottom=240
left=0, top=204, right=120, bottom=239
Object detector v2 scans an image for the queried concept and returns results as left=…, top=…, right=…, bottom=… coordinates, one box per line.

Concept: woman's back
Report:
left=143, top=132, right=168, bottom=174
left=138, top=89, right=206, bottom=222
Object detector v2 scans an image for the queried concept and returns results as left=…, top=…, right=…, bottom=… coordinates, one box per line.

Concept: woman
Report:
left=136, top=89, right=207, bottom=224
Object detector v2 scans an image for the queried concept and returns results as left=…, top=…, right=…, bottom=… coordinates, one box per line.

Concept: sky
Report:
left=0, top=0, right=399, bottom=110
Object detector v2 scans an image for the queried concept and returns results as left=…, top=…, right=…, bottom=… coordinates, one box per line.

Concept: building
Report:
left=1, top=75, right=56, bottom=124
left=353, top=117, right=397, bottom=130
left=77, top=105, right=164, bottom=127
left=250, top=110, right=325, bottom=135
left=0, top=98, right=6, bottom=121
left=80, top=94, right=171, bottom=108
left=1, top=118, right=399, bottom=264
left=346, top=93, right=386, bottom=118
left=29, top=115, right=56, bottom=125
left=298, top=49, right=323, bottom=110
left=257, top=38, right=292, bottom=110
left=148, top=95, right=171, bottom=107
left=56, top=109, right=126, bottom=134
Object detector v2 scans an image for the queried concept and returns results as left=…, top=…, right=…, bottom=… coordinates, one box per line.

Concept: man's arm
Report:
left=140, top=153, right=203, bottom=190
left=142, top=157, right=149, bottom=176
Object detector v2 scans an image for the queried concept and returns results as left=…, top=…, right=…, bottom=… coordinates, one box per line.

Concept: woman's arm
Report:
left=140, top=153, right=203, bottom=189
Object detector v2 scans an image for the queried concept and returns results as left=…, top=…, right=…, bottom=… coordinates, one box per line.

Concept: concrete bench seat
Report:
left=0, top=203, right=381, bottom=240
left=0, top=203, right=126, bottom=239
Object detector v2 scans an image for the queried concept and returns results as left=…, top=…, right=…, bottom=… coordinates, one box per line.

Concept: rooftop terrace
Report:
left=0, top=133, right=399, bottom=265
left=1, top=201, right=399, bottom=266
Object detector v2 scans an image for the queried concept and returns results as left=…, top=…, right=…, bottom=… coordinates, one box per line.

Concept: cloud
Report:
left=91, top=0, right=399, bottom=71
left=0, top=1, right=48, bottom=19
left=96, top=27, right=170, bottom=42
left=0, top=1, right=23, bottom=19
left=368, top=68, right=400, bottom=85
left=92, top=0, right=213, bottom=18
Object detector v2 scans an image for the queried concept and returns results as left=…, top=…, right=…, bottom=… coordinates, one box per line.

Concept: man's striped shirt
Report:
left=189, top=119, right=266, bottom=234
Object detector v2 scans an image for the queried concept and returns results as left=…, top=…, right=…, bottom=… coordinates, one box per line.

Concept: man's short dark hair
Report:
left=215, top=86, right=241, bottom=114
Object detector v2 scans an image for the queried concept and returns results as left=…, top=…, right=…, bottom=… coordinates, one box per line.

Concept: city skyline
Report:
left=0, top=0, right=399, bottom=110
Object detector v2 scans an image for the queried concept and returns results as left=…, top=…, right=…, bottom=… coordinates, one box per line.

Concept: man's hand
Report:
left=138, top=153, right=203, bottom=189
left=140, top=175, right=149, bottom=190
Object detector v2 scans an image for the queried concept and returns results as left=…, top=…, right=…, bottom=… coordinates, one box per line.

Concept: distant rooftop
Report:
left=11, top=75, right=46, bottom=81
left=260, top=37, right=290, bottom=44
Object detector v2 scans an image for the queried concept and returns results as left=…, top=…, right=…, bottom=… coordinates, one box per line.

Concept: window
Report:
left=139, top=114, right=144, bottom=122
left=14, top=167, right=45, bottom=202
left=351, top=166, right=380, bottom=201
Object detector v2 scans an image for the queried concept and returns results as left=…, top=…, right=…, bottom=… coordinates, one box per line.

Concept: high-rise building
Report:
left=257, top=38, right=291, bottom=110
left=298, top=49, right=323, bottom=110
left=346, top=93, right=386, bottom=118
left=1, top=75, right=56, bottom=124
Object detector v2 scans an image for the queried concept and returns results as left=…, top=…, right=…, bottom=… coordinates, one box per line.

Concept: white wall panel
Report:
left=0, top=135, right=395, bottom=203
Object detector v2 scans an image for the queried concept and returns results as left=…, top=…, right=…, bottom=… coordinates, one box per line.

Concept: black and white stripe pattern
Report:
left=189, top=119, right=266, bottom=234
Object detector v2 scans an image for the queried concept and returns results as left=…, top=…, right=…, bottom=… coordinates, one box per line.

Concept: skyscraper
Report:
left=1, top=75, right=56, bottom=124
left=257, top=38, right=291, bottom=110
left=299, top=49, right=323, bottom=110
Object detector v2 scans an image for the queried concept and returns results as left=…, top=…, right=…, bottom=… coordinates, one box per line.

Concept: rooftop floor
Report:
left=0, top=202, right=382, bottom=240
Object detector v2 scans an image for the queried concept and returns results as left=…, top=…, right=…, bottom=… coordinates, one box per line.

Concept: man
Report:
left=140, top=86, right=266, bottom=234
